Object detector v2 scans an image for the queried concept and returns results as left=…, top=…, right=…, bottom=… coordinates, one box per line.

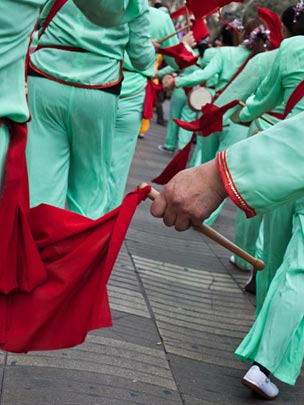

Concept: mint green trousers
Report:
left=0, top=123, right=10, bottom=192
left=164, top=87, right=197, bottom=150
left=108, top=90, right=145, bottom=211
left=235, top=211, right=304, bottom=386
left=27, top=76, right=118, bottom=219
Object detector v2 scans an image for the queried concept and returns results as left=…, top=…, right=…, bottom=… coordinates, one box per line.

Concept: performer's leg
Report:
left=256, top=202, right=294, bottom=313
left=108, top=91, right=145, bottom=211
left=189, top=134, right=203, bottom=168
left=68, top=87, right=118, bottom=219
left=138, top=118, right=150, bottom=138
left=162, top=88, right=185, bottom=151
left=26, top=77, right=70, bottom=208
left=0, top=123, right=10, bottom=191
left=201, top=132, right=220, bottom=164
left=236, top=210, right=304, bottom=387
left=233, top=209, right=263, bottom=271
left=177, top=104, right=197, bottom=150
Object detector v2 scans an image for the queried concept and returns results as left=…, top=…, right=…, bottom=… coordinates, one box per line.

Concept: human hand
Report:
left=150, top=159, right=227, bottom=231
left=152, top=39, right=161, bottom=51
left=182, top=31, right=197, bottom=48
left=230, top=106, right=242, bottom=124
left=162, top=74, right=175, bottom=90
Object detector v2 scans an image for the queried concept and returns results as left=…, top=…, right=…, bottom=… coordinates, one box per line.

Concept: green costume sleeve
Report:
left=158, top=65, right=176, bottom=78
left=217, top=112, right=304, bottom=217
left=215, top=52, right=271, bottom=107
left=126, top=8, right=155, bottom=72
left=73, top=0, right=145, bottom=27
left=175, top=50, right=222, bottom=88
left=149, top=7, right=179, bottom=71
left=200, top=47, right=218, bottom=68
left=0, top=0, right=43, bottom=122
left=239, top=49, right=283, bottom=122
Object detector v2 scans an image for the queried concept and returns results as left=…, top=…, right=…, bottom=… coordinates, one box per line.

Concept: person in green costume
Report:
left=151, top=109, right=304, bottom=401
left=213, top=32, right=283, bottom=292
left=1, top=0, right=135, bottom=186
left=232, top=6, right=304, bottom=306
left=161, top=21, right=245, bottom=157
left=108, top=5, right=180, bottom=211
left=229, top=5, right=304, bottom=399
left=158, top=39, right=217, bottom=154
left=26, top=0, right=155, bottom=220
left=151, top=6, right=304, bottom=392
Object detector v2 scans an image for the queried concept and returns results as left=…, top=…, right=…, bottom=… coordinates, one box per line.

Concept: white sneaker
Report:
left=158, top=145, right=174, bottom=153
left=229, top=255, right=252, bottom=272
left=242, top=365, right=279, bottom=400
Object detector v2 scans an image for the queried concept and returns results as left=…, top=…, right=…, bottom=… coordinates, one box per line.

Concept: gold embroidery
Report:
left=220, top=152, right=256, bottom=217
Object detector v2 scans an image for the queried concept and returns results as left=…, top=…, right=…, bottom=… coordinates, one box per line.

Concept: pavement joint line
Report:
left=152, top=312, right=251, bottom=334
left=155, top=317, right=247, bottom=339
left=125, top=240, right=188, bottom=405
left=132, top=255, right=240, bottom=277
left=138, top=277, right=251, bottom=301
left=147, top=301, right=254, bottom=325
left=7, top=355, right=178, bottom=391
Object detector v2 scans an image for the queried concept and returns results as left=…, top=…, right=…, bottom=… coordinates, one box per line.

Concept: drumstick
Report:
left=138, top=183, right=265, bottom=271
left=185, top=5, right=191, bottom=33
left=158, top=24, right=191, bottom=44
left=238, top=101, right=275, bottom=126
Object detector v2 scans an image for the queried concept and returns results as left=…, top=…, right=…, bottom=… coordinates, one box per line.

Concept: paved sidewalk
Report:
left=0, top=105, right=303, bottom=404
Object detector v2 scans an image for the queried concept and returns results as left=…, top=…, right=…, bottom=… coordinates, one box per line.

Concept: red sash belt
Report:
left=143, top=78, right=157, bottom=120
left=266, top=81, right=304, bottom=121
left=32, top=0, right=123, bottom=90
left=283, top=80, right=304, bottom=118
left=214, top=54, right=253, bottom=100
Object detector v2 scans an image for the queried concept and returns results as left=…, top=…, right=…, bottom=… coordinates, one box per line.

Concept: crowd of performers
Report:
left=1, top=0, right=304, bottom=401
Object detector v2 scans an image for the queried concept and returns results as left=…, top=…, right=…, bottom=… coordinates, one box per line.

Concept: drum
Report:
left=188, top=86, right=213, bottom=112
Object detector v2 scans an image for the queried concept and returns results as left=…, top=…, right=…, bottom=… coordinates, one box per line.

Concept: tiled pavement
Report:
left=0, top=103, right=303, bottom=404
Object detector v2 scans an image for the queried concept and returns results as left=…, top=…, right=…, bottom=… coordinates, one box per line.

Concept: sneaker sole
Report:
left=242, top=378, right=278, bottom=400
left=229, top=258, right=251, bottom=273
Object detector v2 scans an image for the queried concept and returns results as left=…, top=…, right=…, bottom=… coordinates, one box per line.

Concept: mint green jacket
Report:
left=0, top=0, right=151, bottom=122
left=30, top=0, right=153, bottom=88
left=175, top=45, right=251, bottom=91
left=218, top=111, right=304, bottom=217
left=0, top=0, right=43, bottom=122
left=121, top=6, right=178, bottom=97
left=240, top=36, right=304, bottom=121
left=73, top=0, right=147, bottom=27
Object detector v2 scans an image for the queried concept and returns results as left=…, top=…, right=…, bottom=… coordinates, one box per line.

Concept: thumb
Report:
left=150, top=193, right=167, bottom=218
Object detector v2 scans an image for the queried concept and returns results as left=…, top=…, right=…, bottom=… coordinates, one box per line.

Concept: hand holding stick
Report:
left=139, top=183, right=265, bottom=271
left=238, top=101, right=275, bottom=126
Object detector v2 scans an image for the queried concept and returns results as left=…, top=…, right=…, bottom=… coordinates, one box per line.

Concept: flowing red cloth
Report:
left=0, top=121, right=46, bottom=294
left=158, top=43, right=199, bottom=69
left=186, top=0, right=243, bottom=19
left=170, top=6, right=187, bottom=19
left=152, top=100, right=240, bottom=184
left=0, top=121, right=151, bottom=353
left=152, top=134, right=195, bottom=185
left=175, top=100, right=240, bottom=135
left=143, top=78, right=157, bottom=119
left=257, top=7, right=283, bottom=50
left=192, top=18, right=209, bottom=41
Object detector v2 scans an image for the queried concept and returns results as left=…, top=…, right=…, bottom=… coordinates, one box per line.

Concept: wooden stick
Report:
left=158, top=24, right=191, bottom=44
left=138, top=183, right=265, bottom=271
left=238, top=101, right=275, bottom=126
left=185, top=5, right=191, bottom=33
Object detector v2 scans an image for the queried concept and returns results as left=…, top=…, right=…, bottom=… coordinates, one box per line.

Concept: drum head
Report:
left=188, top=86, right=213, bottom=112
